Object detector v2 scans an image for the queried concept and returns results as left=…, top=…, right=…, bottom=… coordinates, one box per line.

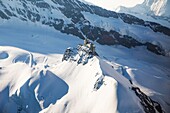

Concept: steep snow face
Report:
left=144, top=0, right=169, bottom=16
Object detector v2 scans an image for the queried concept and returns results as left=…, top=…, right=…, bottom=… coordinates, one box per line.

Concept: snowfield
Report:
left=0, top=18, right=170, bottom=113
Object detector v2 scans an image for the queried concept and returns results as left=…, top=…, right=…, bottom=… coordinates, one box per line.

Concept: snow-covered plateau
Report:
left=0, top=0, right=170, bottom=113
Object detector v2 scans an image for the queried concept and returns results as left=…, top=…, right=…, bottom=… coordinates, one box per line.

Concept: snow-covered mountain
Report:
left=0, top=0, right=170, bottom=113
left=117, top=0, right=170, bottom=17
left=116, top=0, right=170, bottom=28
left=147, top=0, right=170, bottom=17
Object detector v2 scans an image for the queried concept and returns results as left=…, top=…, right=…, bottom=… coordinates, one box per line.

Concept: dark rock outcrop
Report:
left=132, top=87, right=164, bottom=113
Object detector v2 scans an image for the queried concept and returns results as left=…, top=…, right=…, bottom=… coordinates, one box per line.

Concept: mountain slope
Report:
left=0, top=0, right=170, bottom=56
